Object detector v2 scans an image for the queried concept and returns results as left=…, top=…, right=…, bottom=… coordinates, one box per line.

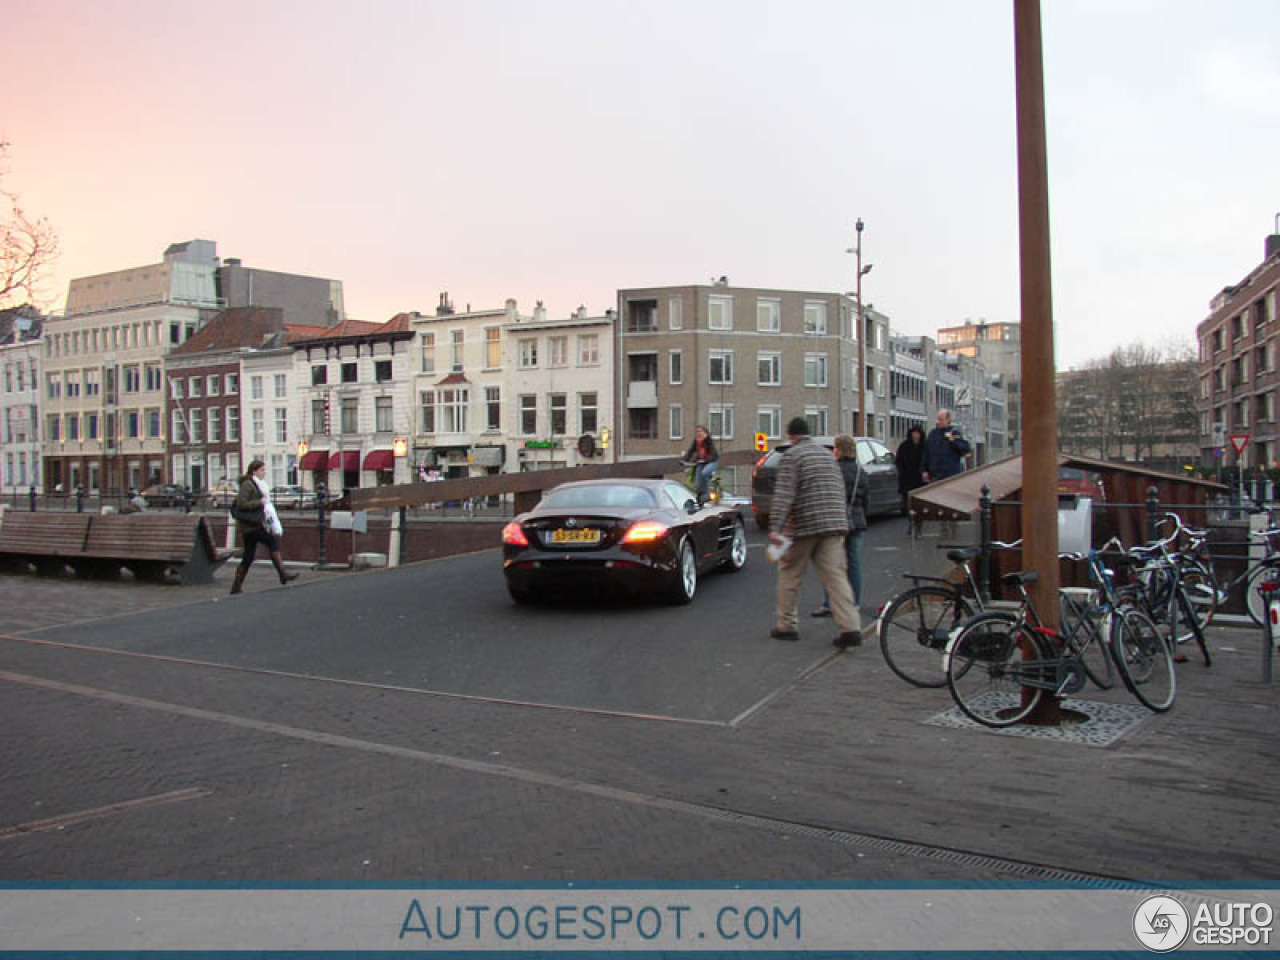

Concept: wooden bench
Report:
left=0, top=510, right=233, bottom=584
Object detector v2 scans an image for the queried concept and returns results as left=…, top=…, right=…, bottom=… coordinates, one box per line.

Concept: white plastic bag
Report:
left=766, top=534, right=792, bottom=563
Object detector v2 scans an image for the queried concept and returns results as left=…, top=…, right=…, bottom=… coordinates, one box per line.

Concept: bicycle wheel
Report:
left=1175, top=560, right=1217, bottom=642
left=1060, top=592, right=1114, bottom=690
left=879, top=585, right=975, bottom=688
left=1244, top=562, right=1280, bottom=627
left=1110, top=605, right=1176, bottom=712
left=946, top=611, right=1048, bottom=728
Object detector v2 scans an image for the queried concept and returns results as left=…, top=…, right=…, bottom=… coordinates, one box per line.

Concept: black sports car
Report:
left=501, top=478, right=748, bottom=605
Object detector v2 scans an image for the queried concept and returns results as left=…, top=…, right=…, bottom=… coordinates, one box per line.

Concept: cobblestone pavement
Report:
left=0, top=536, right=1276, bottom=883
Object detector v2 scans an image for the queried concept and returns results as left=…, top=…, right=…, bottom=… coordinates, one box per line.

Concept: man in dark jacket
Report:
left=768, top=418, right=862, bottom=649
left=921, top=409, right=971, bottom=483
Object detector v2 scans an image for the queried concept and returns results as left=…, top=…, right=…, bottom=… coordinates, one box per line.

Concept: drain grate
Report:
left=924, top=696, right=1152, bottom=747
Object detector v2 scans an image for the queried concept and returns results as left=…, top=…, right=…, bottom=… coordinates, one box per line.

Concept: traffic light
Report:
left=754, top=432, right=768, bottom=452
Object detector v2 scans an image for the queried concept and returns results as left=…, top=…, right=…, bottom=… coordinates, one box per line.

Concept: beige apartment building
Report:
left=615, top=283, right=861, bottom=459
left=42, top=241, right=221, bottom=493
left=937, top=320, right=1021, bottom=453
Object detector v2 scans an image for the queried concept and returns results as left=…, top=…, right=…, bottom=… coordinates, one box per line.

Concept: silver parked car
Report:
left=750, top=435, right=902, bottom=530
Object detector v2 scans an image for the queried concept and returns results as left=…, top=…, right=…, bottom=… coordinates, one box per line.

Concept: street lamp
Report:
left=846, top=218, right=870, bottom=434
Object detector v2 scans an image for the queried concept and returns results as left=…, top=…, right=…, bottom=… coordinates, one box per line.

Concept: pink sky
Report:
left=3, top=0, right=1278, bottom=368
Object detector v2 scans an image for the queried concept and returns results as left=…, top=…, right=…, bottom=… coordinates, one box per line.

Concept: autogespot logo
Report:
left=1133, top=895, right=1191, bottom=952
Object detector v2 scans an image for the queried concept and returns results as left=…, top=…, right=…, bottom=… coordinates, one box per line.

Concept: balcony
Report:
left=626, top=380, right=657, bottom=409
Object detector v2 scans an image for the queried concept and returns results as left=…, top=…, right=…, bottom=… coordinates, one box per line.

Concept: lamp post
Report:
left=847, top=218, right=872, bottom=434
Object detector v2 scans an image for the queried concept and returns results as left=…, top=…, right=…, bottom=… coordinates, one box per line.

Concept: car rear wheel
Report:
left=723, top=519, right=747, bottom=572
left=665, top=539, right=698, bottom=605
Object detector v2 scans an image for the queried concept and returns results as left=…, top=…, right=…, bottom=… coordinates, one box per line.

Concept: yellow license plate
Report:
left=551, top=528, right=600, bottom=544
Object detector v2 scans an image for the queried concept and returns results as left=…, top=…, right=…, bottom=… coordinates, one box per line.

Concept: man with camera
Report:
left=921, top=408, right=971, bottom=483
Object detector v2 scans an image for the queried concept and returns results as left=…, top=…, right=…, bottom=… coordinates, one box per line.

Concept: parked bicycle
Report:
left=1120, top=514, right=1211, bottom=667
left=945, top=547, right=1175, bottom=728
left=877, top=539, right=1021, bottom=688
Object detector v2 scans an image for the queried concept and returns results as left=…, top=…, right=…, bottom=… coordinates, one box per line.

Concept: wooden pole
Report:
left=1014, top=0, right=1061, bottom=719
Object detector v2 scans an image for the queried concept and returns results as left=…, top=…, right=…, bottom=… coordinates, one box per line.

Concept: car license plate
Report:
left=550, top=528, right=600, bottom=544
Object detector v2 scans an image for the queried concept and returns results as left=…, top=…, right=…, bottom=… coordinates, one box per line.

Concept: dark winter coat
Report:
left=895, top=436, right=925, bottom=493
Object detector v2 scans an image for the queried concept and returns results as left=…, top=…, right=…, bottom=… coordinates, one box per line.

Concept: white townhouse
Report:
left=1, top=307, right=44, bottom=496
left=409, top=295, right=523, bottom=481
left=504, top=305, right=616, bottom=470
left=293, top=315, right=417, bottom=493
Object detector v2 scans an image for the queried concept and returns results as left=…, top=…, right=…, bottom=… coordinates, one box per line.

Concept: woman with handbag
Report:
left=812, top=434, right=870, bottom=618
left=229, top=459, right=298, bottom=594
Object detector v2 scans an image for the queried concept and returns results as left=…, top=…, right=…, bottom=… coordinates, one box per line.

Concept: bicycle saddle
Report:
left=1002, top=570, right=1038, bottom=586
left=946, top=547, right=982, bottom=563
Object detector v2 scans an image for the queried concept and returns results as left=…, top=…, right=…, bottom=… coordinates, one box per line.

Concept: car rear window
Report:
left=542, top=484, right=658, bottom=509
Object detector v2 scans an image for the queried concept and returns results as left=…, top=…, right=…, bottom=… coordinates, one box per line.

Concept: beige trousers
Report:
left=775, top=533, right=861, bottom=634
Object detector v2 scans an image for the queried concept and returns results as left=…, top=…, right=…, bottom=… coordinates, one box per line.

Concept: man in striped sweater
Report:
left=767, top=417, right=862, bottom=649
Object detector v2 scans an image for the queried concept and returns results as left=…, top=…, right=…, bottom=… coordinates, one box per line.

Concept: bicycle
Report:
left=945, top=553, right=1175, bottom=728
left=680, top=460, right=722, bottom=506
left=1119, top=516, right=1212, bottom=667
left=877, top=539, right=1022, bottom=688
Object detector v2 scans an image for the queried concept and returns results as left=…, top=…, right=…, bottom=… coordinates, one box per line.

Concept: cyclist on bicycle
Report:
left=684, top=424, right=720, bottom=504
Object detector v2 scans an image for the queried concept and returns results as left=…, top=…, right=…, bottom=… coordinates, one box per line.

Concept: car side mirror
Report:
left=684, top=499, right=699, bottom=514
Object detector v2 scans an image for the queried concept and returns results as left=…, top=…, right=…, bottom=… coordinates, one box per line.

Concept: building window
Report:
left=311, top=366, right=327, bottom=386
left=669, top=404, right=684, bottom=441
left=758, top=352, right=782, bottom=386
left=709, top=350, right=734, bottom=385
left=147, top=408, right=162, bottom=438
left=341, top=362, right=358, bottom=384
left=170, top=411, right=184, bottom=444
left=805, top=407, right=829, bottom=436
left=275, top=407, right=288, bottom=443
left=250, top=376, right=263, bottom=399
left=206, top=374, right=220, bottom=397
left=274, top=373, right=287, bottom=398
left=66, top=372, right=81, bottom=398
left=708, top=295, right=733, bottom=331
left=805, top=353, right=828, bottom=387
left=486, top=386, right=501, bottom=431
left=485, top=327, right=501, bottom=368
left=579, top=392, right=598, bottom=433
left=550, top=394, right=567, bottom=435
left=420, top=333, right=435, bottom=374
left=341, top=398, right=359, bottom=434
left=47, top=414, right=60, bottom=441
left=420, top=391, right=436, bottom=433
left=252, top=409, right=265, bottom=444
left=311, top=398, right=328, bottom=435
left=375, top=360, right=393, bottom=383
left=188, top=376, right=202, bottom=398
left=188, top=409, right=203, bottom=444
left=757, top=298, right=780, bottom=332
left=628, top=408, right=658, bottom=439
left=519, top=395, right=537, bottom=435
left=708, top=404, right=733, bottom=440
left=758, top=406, right=782, bottom=439
left=804, top=301, right=828, bottom=334
left=375, top=396, right=393, bottom=432
left=224, top=373, right=238, bottom=395
left=668, top=296, right=683, bottom=330
left=439, top=388, right=468, bottom=433
left=226, top=407, right=238, bottom=442
left=123, top=365, right=141, bottom=393
left=208, top=409, right=221, bottom=442
left=519, top=338, right=538, bottom=368
left=86, top=413, right=99, bottom=440
left=549, top=336, right=568, bottom=368
left=46, top=373, right=60, bottom=399
left=669, top=350, right=683, bottom=385
left=578, top=334, right=599, bottom=365
left=450, top=329, right=465, bottom=371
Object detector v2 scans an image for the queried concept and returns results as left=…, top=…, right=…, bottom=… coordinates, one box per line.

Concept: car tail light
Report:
left=622, top=520, right=668, bottom=543
left=502, top=522, right=529, bottom=546
left=752, top=453, right=770, bottom=475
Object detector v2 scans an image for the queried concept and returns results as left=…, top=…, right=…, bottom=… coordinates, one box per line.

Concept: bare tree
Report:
left=0, top=141, right=59, bottom=308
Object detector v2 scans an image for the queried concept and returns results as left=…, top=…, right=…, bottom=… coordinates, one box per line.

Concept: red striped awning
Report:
left=328, top=450, right=360, bottom=471
left=363, top=449, right=395, bottom=471
left=299, top=451, right=329, bottom=470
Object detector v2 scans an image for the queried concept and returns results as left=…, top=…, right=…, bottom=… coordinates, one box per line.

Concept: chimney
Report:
left=436, top=292, right=455, bottom=316
left=534, top=300, right=547, bottom=323
left=505, top=298, right=518, bottom=321
left=1267, top=234, right=1280, bottom=261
